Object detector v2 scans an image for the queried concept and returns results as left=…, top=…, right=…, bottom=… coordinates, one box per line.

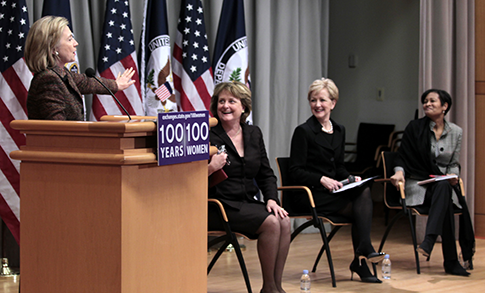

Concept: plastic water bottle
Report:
left=382, top=254, right=391, bottom=279
left=300, top=269, right=311, bottom=292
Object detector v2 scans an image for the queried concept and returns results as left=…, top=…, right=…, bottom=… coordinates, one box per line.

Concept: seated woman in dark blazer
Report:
left=390, top=89, right=474, bottom=276
left=24, top=16, right=135, bottom=120
left=208, top=81, right=291, bottom=293
left=289, top=78, right=383, bottom=283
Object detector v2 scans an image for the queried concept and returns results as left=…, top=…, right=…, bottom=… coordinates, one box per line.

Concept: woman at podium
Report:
left=24, top=16, right=135, bottom=121
left=208, top=81, right=291, bottom=293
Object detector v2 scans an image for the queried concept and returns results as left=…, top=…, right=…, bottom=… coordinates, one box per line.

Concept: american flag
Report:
left=173, top=0, right=213, bottom=112
left=0, top=0, right=31, bottom=244
left=155, top=82, right=172, bottom=102
left=91, top=0, right=143, bottom=120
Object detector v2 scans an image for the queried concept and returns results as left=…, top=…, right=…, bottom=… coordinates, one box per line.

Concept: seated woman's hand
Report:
left=320, top=176, right=343, bottom=192
left=390, top=171, right=405, bottom=189
left=266, top=199, right=288, bottom=219
left=447, top=173, right=459, bottom=186
left=208, top=152, right=227, bottom=176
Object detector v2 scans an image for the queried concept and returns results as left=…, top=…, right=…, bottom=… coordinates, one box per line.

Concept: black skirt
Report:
left=208, top=200, right=271, bottom=237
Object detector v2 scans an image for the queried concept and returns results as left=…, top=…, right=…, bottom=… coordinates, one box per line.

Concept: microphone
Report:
left=85, top=68, right=131, bottom=120
left=339, top=175, right=355, bottom=186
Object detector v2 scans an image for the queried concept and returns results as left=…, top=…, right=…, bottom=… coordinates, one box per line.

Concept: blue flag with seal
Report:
left=42, top=0, right=87, bottom=120
left=212, top=0, right=251, bottom=122
left=140, top=0, right=178, bottom=115
left=42, top=0, right=79, bottom=74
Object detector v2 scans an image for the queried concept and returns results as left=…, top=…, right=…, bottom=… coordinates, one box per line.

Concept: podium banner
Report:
left=157, top=111, right=210, bottom=166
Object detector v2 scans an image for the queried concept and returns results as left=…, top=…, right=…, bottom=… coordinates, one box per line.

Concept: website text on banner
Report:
left=157, top=110, right=210, bottom=166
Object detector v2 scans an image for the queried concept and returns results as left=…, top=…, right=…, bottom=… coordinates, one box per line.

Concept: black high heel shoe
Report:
left=350, top=258, right=382, bottom=283
left=416, top=235, right=435, bottom=257
left=358, top=251, right=386, bottom=263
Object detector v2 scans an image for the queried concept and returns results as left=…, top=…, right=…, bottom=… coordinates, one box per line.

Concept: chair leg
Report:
left=208, top=239, right=231, bottom=274
left=232, top=239, right=253, bottom=293
left=315, top=218, right=337, bottom=287
left=407, top=213, right=421, bottom=274
left=384, top=205, right=390, bottom=226
left=290, top=220, right=313, bottom=242
left=208, top=237, right=252, bottom=293
left=311, top=226, right=341, bottom=273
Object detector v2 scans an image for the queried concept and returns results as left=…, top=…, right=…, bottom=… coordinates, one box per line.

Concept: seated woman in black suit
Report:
left=289, top=78, right=383, bottom=283
left=390, top=89, right=474, bottom=276
left=208, top=81, right=291, bottom=293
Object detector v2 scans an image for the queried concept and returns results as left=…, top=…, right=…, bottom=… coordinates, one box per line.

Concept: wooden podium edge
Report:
left=10, top=150, right=157, bottom=165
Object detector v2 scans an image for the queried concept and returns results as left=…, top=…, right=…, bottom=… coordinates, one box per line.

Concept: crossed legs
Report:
left=418, top=181, right=469, bottom=275
left=256, top=214, right=291, bottom=293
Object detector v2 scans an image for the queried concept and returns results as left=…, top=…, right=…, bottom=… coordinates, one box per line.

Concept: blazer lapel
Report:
left=66, top=72, right=84, bottom=102
left=211, top=122, right=237, bottom=154
left=308, top=116, right=334, bottom=151
left=51, top=66, right=83, bottom=102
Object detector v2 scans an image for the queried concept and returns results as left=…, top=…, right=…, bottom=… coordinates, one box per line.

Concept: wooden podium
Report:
left=10, top=117, right=209, bottom=292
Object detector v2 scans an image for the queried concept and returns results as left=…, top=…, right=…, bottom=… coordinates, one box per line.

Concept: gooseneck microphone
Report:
left=85, top=68, right=131, bottom=120
left=339, top=175, right=355, bottom=186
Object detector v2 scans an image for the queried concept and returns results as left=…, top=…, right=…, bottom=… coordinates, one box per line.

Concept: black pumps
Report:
left=350, top=258, right=382, bottom=283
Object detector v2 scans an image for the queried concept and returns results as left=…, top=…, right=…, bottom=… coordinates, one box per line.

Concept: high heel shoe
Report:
left=417, top=234, right=436, bottom=257
left=357, top=251, right=386, bottom=263
left=416, top=245, right=430, bottom=258
left=349, top=258, right=382, bottom=283
left=444, top=260, right=470, bottom=276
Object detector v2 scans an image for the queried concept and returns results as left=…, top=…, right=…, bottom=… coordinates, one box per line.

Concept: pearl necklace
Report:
left=321, top=120, right=333, bottom=133
left=229, top=127, right=242, bottom=138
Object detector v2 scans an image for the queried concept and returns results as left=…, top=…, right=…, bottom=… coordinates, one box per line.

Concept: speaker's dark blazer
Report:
left=209, top=122, right=279, bottom=211
left=289, top=115, right=352, bottom=213
left=27, top=65, right=117, bottom=120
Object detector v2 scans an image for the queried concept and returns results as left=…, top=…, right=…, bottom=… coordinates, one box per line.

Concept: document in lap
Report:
left=331, top=176, right=378, bottom=194
left=417, top=174, right=458, bottom=186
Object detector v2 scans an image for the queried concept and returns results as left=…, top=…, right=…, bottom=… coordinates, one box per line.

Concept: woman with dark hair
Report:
left=208, top=81, right=291, bottom=293
left=391, top=89, right=475, bottom=276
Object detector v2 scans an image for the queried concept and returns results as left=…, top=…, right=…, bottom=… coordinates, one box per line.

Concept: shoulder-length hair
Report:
left=25, top=16, right=69, bottom=73
left=210, top=81, right=252, bottom=123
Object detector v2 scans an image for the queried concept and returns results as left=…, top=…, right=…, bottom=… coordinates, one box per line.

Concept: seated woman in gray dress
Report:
left=390, top=89, right=474, bottom=276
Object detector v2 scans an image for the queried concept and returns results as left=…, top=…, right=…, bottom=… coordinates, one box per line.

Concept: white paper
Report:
left=331, top=176, right=379, bottom=194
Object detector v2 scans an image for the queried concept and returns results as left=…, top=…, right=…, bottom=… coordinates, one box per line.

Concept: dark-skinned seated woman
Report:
left=390, top=89, right=475, bottom=276
left=208, top=81, right=291, bottom=293
left=289, top=78, right=384, bottom=283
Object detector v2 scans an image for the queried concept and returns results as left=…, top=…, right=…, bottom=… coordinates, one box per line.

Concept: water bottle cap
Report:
left=303, top=269, right=309, bottom=274
left=384, top=254, right=390, bottom=259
